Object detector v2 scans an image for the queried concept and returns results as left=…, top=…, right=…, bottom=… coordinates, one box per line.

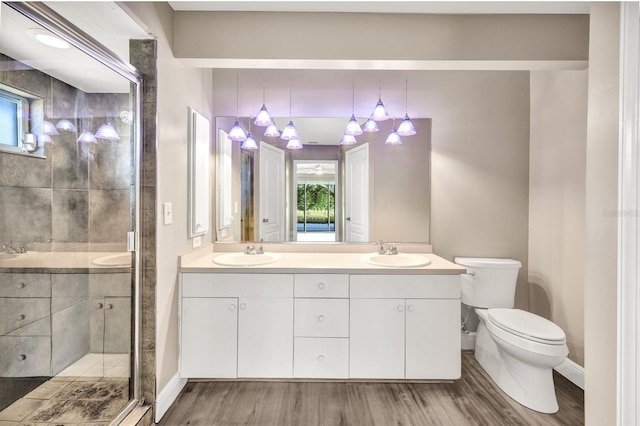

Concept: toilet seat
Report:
left=476, top=309, right=569, bottom=358
left=487, top=309, right=566, bottom=345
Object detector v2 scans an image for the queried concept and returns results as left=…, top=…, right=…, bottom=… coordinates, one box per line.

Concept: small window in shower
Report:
left=0, top=83, right=44, bottom=156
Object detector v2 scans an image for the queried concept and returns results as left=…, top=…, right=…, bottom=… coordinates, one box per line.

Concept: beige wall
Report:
left=585, top=3, right=620, bottom=424
left=529, top=70, right=587, bottom=366
left=124, top=3, right=214, bottom=396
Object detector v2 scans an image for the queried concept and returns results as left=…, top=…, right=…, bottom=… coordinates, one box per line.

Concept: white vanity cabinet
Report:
left=349, top=275, right=461, bottom=380
left=180, top=274, right=293, bottom=379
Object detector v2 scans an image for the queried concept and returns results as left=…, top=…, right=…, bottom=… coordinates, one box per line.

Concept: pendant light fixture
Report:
left=254, top=74, right=273, bottom=127
left=77, top=130, right=98, bottom=144
left=43, top=120, right=59, bottom=135
left=286, top=138, right=303, bottom=150
left=95, top=122, right=120, bottom=140
left=281, top=73, right=300, bottom=141
left=228, top=69, right=247, bottom=142
left=371, top=76, right=390, bottom=122
left=385, top=118, right=403, bottom=145
left=339, top=133, right=357, bottom=145
left=56, top=119, right=77, bottom=132
left=264, top=120, right=281, bottom=138
left=397, top=73, right=417, bottom=137
left=241, top=117, right=259, bottom=150
left=344, top=75, right=363, bottom=136
left=362, top=115, right=379, bottom=133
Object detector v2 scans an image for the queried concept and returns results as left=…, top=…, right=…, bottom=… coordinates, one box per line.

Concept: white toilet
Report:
left=455, top=257, right=569, bottom=414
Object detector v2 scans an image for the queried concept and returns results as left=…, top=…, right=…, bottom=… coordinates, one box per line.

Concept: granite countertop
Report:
left=180, top=248, right=466, bottom=275
left=0, top=251, right=132, bottom=273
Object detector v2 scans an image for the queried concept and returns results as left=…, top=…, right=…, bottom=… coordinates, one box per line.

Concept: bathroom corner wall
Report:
left=529, top=70, right=587, bottom=367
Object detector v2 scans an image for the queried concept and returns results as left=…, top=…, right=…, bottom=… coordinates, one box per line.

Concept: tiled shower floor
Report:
left=0, top=354, right=130, bottom=425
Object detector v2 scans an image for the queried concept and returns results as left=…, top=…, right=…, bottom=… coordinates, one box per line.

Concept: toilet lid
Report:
left=487, top=309, right=566, bottom=344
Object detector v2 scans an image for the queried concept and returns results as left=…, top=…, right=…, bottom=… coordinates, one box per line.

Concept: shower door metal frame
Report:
left=5, top=2, right=144, bottom=423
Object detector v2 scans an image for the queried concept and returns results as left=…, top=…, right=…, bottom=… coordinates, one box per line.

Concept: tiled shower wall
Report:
left=0, top=53, right=132, bottom=250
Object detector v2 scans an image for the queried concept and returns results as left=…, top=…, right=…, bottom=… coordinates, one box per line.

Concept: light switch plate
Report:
left=163, top=202, right=173, bottom=225
left=192, top=236, right=202, bottom=248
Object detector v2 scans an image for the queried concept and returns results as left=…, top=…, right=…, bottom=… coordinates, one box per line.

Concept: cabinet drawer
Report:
left=0, top=298, right=50, bottom=336
left=0, top=336, right=51, bottom=377
left=294, top=337, right=348, bottom=378
left=295, top=274, right=348, bottom=298
left=350, top=275, right=460, bottom=299
left=294, top=299, right=349, bottom=337
left=0, top=273, right=51, bottom=298
left=183, top=274, right=293, bottom=298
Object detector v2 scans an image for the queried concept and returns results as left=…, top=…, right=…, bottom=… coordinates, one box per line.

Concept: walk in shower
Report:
left=0, top=3, right=142, bottom=424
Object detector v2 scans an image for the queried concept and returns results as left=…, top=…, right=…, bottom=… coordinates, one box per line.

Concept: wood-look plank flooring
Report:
left=158, top=351, right=584, bottom=426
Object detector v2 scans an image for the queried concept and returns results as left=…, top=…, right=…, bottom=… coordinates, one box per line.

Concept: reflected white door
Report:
left=345, top=143, right=369, bottom=242
left=259, top=141, right=285, bottom=241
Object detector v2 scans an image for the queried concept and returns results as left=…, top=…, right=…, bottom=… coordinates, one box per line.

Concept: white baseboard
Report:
left=155, top=372, right=187, bottom=423
left=554, top=358, right=584, bottom=390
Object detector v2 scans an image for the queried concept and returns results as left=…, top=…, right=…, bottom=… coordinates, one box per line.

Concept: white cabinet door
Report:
left=237, top=298, right=293, bottom=378
left=406, top=299, right=461, bottom=380
left=181, top=298, right=238, bottom=378
left=350, top=298, right=405, bottom=379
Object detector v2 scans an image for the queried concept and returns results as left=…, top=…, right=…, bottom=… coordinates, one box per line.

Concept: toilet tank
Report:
left=455, top=257, right=522, bottom=309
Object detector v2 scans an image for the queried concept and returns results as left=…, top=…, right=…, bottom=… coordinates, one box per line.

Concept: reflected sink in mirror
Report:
left=361, top=252, right=431, bottom=268
left=213, top=252, right=282, bottom=267
left=92, top=253, right=132, bottom=267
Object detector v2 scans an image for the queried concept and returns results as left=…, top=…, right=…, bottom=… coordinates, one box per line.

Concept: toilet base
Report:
left=475, top=318, right=562, bottom=414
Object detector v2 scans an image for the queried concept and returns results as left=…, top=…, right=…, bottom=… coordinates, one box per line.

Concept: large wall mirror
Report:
left=215, top=116, right=431, bottom=243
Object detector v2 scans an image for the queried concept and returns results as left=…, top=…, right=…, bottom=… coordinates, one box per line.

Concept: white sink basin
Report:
left=361, top=253, right=431, bottom=268
left=93, top=253, right=132, bottom=267
left=213, top=252, right=282, bottom=267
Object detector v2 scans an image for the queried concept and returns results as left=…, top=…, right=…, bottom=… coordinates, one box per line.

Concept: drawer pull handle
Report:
left=239, top=303, right=247, bottom=310
left=18, top=354, right=26, bottom=361
left=18, top=314, right=25, bottom=320
left=18, top=282, right=26, bottom=289
left=97, top=303, right=104, bottom=309
left=317, top=282, right=325, bottom=290
left=397, top=305, right=405, bottom=312
left=317, top=355, right=325, bottom=363
left=407, top=305, right=415, bottom=312
left=229, top=304, right=236, bottom=311
left=317, top=315, right=325, bottom=322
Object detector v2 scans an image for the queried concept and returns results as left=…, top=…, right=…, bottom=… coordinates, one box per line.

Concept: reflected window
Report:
left=0, top=88, right=24, bottom=147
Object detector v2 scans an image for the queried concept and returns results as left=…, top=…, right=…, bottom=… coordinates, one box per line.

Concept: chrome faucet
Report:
left=387, top=244, right=399, bottom=255
left=3, top=243, right=25, bottom=254
left=375, top=240, right=386, bottom=255
left=245, top=240, right=265, bottom=255
left=374, top=240, right=399, bottom=255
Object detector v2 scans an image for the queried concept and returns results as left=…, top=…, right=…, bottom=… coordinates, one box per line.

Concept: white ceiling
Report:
left=169, top=1, right=590, bottom=14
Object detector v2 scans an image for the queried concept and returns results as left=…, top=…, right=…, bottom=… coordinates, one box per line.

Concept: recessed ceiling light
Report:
left=26, top=28, right=70, bottom=49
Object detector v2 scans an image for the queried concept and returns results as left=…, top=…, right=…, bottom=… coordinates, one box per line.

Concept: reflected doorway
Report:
left=294, top=161, right=337, bottom=242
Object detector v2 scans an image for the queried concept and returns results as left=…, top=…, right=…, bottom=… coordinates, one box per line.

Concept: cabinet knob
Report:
left=239, top=303, right=247, bottom=310
left=229, top=304, right=236, bottom=311
left=407, top=305, right=415, bottom=312
left=317, top=355, right=325, bottom=363
left=397, top=305, right=405, bottom=312
left=18, top=314, right=25, bottom=320
left=106, top=304, right=113, bottom=310
left=18, top=354, right=26, bottom=361
left=317, top=282, right=325, bottom=290
left=97, top=303, right=104, bottom=309
left=18, top=282, right=25, bottom=289
left=317, top=315, right=325, bottom=322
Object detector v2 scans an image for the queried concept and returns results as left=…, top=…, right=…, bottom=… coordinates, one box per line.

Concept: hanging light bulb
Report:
left=281, top=73, right=299, bottom=141
left=241, top=133, right=258, bottom=150
left=242, top=117, right=259, bottom=150
left=371, top=76, right=390, bottom=121
left=56, top=119, right=77, bottom=132
left=385, top=119, right=402, bottom=145
left=362, top=116, right=379, bottom=133
left=77, top=130, right=97, bottom=144
left=228, top=69, right=247, bottom=142
left=339, top=133, right=357, bottom=145
left=264, top=120, right=281, bottom=138
left=344, top=76, right=363, bottom=136
left=397, top=74, right=417, bottom=136
left=39, top=134, right=53, bottom=144
left=254, top=74, right=273, bottom=126
left=95, top=123, right=120, bottom=140
left=286, top=138, right=303, bottom=150
left=43, top=120, right=59, bottom=136
left=397, top=114, right=417, bottom=136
